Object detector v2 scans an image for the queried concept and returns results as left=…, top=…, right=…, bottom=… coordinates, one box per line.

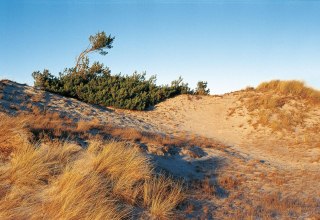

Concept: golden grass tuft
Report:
left=0, top=114, right=31, bottom=158
left=0, top=144, right=49, bottom=219
left=0, top=113, right=184, bottom=219
left=2, top=144, right=49, bottom=193
left=39, top=168, right=126, bottom=220
left=76, top=117, right=102, bottom=132
left=236, top=80, right=320, bottom=132
left=257, top=80, right=320, bottom=103
left=85, top=140, right=152, bottom=203
left=110, top=127, right=144, bottom=142
left=143, top=175, right=185, bottom=219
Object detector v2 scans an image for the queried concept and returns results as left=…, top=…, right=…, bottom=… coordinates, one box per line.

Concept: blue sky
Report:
left=1, top=0, right=320, bottom=94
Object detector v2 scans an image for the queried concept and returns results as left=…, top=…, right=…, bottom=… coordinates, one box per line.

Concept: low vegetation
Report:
left=194, top=81, right=210, bottom=95
left=0, top=114, right=185, bottom=219
left=32, top=32, right=209, bottom=110
left=231, top=80, right=320, bottom=132
left=257, top=80, right=320, bottom=103
left=32, top=68, right=193, bottom=110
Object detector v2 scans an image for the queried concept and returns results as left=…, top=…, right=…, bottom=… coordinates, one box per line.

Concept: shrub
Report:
left=195, top=81, right=210, bottom=95
left=32, top=32, right=193, bottom=110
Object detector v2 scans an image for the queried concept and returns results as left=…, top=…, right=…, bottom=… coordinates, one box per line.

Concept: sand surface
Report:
left=120, top=94, right=320, bottom=171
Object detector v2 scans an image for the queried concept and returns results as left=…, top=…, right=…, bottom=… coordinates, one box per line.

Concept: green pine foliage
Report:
left=32, top=63, right=192, bottom=110
left=31, top=31, right=194, bottom=110
left=195, top=81, right=210, bottom=95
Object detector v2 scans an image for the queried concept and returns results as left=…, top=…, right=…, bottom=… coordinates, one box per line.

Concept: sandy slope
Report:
left=119, top=93, right=320, bottom=218
left=0, top=80, right=161, bottom=134
left=123, top=94, right=248, bottom=146
left=120, top=94, right=320, bottom=171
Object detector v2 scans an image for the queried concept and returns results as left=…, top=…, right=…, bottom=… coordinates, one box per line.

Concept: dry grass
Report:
left=16, top=109, right=218, bottom=150
left=257, top=80, right=320, bottom=103
left=0, top=114, right=32, bottom=158
left=110, top=127, right=144, bottom=142
left=211, top=166, right=320, bottom=219
left=233, top=80, right=320, bottom=132
left=39, top=166, right=126, bottom=220
left=24, top=113, right=75, bottom=139
left=200, top=177, right=216, bottom=195
left=31, top=91, right=45, bottom=103
left=143, top=175, right=185, bottom=219
left=107, top=126, right=221, bottom=150
left=86, top=140, right=152, bottom=203
left=76, top=118, right=102, bottom=132
left=0, top=113, right=184, bottom=219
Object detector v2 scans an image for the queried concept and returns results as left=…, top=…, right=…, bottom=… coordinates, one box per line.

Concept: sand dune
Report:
left=1, top=80, right=319, bottom=218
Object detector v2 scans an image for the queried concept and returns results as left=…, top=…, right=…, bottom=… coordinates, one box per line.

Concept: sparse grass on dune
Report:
left=14, top=110, right=76, bottom=139
left=257, top=80, right=320, bottom=103
left=12, top=107, right=219, bottom=151
left=191, top=159, right=320, bottom=219
left=0, top=114, right=184, bottom=219
left=108, top=126, right=220, bottom=150
left=231, top=80, right=320, bottom=132
left=76, top=118, right=102, bottom=132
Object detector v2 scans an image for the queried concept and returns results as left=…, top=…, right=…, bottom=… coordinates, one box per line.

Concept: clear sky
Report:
left=1, top=0, right=320, bottom=94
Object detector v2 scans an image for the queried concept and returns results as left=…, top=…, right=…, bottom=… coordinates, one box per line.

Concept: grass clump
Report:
left=40, top=169, right=125, bottom=220
left=86, top=140, right=152, bottom=203
left=0, top=114, right=185, bottom=219
left=0, top=114, right=31, bottom=158
left=257, top=80, right=320, bottom=104
left=237, top=80, right=320, bottom=132
left=144, top=175, right=185, bottom=219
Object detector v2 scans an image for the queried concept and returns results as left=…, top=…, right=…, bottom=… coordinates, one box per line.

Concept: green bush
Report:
left=32, top=64, right=192, bottom=110
left=195, top=81, right=210, bottom=95
left=32, top=32, right=195, bottom=110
